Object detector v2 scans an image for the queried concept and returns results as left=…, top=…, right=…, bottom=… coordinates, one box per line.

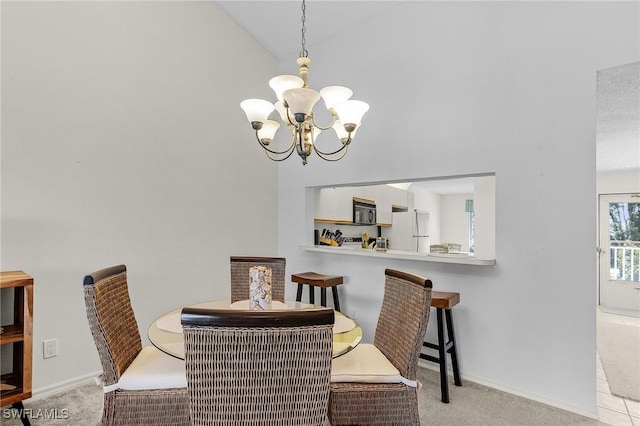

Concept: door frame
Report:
left=597, top=192, right=640, bottom=315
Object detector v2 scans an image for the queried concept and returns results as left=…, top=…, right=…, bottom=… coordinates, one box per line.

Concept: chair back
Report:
left=374, top=268, right=433, bottom=383
left=181, top=307, right=334, bottom=426
left=83, top=265, right=142, bottom=386
left=229, top=256, right=286, bottom=303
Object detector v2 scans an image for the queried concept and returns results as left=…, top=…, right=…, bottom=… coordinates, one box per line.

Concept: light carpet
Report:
left=2, top=367, right=603, bottom=425
left=597, top=320, right=640, bottom=402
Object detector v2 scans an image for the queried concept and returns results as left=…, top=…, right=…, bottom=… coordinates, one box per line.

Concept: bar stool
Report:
left=419, top=291, right=462, bottom=403
left=291, top=272, right=343, bottom=311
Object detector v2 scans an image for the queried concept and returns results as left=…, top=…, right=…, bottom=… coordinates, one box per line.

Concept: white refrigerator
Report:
left=387, top=210, right=430, bottom=252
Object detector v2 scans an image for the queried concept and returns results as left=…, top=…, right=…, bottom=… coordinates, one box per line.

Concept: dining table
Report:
left=148, top=299, right=363, bottom=359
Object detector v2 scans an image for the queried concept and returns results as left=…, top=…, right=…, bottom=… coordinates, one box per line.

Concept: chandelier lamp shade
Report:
left=240, top=1, right=369, bottom=165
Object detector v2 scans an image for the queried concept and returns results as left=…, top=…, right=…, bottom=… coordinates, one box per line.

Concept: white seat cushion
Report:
left=117, top=346, right=187, bottom=390
left=331, top=343, right=403, bottom=384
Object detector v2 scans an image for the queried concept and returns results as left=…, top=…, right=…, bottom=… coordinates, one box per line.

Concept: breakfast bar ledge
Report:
left=301, top=245, right=496, bottom=266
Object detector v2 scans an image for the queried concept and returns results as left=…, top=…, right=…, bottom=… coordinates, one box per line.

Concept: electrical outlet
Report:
left=43, top=339, right=58, bottom=359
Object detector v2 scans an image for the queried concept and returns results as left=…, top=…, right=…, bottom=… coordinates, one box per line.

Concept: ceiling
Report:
left=216, top=1, right=639, bottom=175
left=215, top=1, right=399, bottom=60
left=386, top=179, right=474, bottom=195
left=408, top=178, right=475, bottom=195
left=597, top=62, right=640, bottom=172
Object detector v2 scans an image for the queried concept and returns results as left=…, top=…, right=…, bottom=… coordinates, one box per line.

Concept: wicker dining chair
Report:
left=181, top=306, right=334, bottom=426
left=83, top=265, right=190, bottom=425
left=229, top=256, right=286, bottom=302
left=328, top=268, right=433, bottom=425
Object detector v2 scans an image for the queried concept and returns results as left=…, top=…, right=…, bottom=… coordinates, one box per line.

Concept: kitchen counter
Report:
left=300, top=245, right=496, bottom=266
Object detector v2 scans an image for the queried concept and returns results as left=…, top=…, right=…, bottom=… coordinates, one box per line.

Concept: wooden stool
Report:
left=419, top=291, right=462, bottom=403
left=291, top=272, right=343, bottom=311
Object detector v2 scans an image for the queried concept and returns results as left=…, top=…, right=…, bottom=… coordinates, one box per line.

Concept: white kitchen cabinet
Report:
left=375, top=186, right=392, bottom=225
left=388, top=186, right=408, bottom=210
left=358, top=186, right=377, bottom=203
left=375, top=185, right=409, bottom=225
left=315, top=187, right=360, bottom=223
left=315, top=185, right=412, bottom=226
left=315, top=188, right=340, bottom=221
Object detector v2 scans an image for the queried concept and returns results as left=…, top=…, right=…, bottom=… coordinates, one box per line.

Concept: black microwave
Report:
left=353, top=199, right=376, bottom=225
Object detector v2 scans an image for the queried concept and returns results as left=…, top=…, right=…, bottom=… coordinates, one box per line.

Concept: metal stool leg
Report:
left=436, top=308, right=450, bottom=403
left=295, top=283, right=304, bottom=302
left=331, top=286, right=341, bottom=312
left=308, top=285, right=315, bottom=304
left=320, top=288, right=327, bottom=307
left=445, top=309, right=462, bottom=386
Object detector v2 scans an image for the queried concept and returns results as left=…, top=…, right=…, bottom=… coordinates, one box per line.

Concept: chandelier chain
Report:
left=299, top=0, right=308, bottom=58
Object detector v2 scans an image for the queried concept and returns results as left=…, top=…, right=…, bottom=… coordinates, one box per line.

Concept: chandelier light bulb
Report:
left=283, top=88, right=321, bottom=117
left=257, top=120, right=280, bottom=145
left=332, top=120, right=358, bottom=141
left=269, top=75, right=304, bottom=102
left=240, top=99, right=274, bottom=125
left=319, top=86, right=353, bottom=110
left=333, top=100, right=370, bottom=128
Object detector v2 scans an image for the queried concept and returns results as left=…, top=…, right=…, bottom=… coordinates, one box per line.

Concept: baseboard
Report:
left=599, top=305, right=640, bottom=318
left=32, top=365, right=600, bottom=421
left=27, top=370, right=103, bottom=402
left=417, top=360, right=599, bottom=420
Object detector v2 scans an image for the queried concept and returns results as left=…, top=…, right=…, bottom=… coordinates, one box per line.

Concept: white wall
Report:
left=1, top=2, right=279, bottom=391
left=440, top=194, right=472, bottom=252
left=597, top=169, right=640, bottom=194
left=278, top=1, right=639, bottom=417
left=474, top=175, right=496, bottom=259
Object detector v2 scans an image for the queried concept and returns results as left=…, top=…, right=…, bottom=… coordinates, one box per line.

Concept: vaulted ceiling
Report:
left=216, top=1, right=639, bottom=173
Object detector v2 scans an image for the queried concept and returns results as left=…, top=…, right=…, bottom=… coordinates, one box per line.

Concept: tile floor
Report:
left=596, top=308, right=640, bottom=426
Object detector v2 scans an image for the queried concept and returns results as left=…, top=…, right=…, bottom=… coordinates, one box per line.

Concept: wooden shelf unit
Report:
left=1, top=271, right=34, bottom=408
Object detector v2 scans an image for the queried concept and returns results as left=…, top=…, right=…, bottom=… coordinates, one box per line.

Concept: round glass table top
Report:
left=148, top=299, right=362, bottom=359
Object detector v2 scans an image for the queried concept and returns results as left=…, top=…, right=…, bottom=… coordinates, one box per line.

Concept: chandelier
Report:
left=240, top=0, right=369, bottom=165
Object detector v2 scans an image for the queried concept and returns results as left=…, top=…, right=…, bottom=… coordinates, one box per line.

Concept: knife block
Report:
left=319, top=237, right=339, bottom=246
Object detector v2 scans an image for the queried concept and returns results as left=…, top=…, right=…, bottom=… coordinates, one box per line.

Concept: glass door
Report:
left=598, top=193, right=640, bottom=315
